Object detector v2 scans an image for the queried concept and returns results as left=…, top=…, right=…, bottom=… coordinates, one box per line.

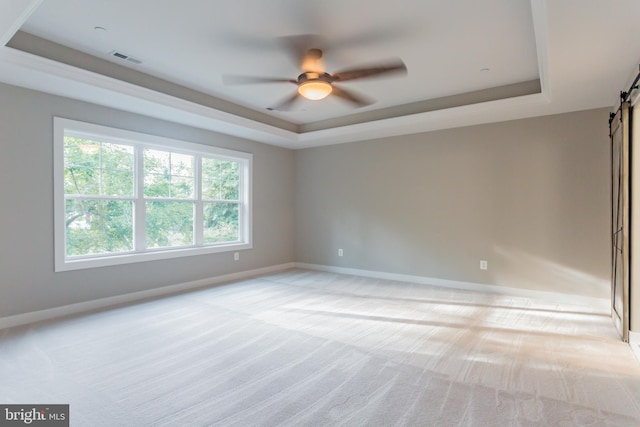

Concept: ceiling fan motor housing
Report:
left=297, top=72, right=333, bottom=84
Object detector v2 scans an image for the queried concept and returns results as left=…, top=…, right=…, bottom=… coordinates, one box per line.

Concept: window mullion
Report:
left=98, top=142, right=103, bottom=195
left=194, top=154, right=203, bottom=246
left=134, top=145, right=146, bottom=252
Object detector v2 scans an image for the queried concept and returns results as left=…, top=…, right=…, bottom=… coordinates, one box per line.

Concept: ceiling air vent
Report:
left=109, top=50, right=142, bottom=64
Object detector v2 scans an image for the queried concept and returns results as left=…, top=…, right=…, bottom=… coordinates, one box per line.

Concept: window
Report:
left=54, top=118, right=252, bottom=271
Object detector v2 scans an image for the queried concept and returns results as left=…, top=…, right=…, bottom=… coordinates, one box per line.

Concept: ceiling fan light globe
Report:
left=298, top=81, right=332, bottom=100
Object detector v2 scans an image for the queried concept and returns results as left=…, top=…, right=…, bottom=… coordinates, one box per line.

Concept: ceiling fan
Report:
left=223, top=35, right=407, bottom=111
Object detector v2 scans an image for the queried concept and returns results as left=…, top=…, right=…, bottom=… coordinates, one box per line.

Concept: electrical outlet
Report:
left=338, top=249, right=344, bottom=257
left=480, top=260, right=488, bottom=270
left=234, top=252, right=239, bottom=261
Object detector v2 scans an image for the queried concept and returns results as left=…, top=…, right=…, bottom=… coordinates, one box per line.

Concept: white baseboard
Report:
left=0, top=262, right=296, bottom=330
left=1, top=261, right=610, bottom=331
left=294, top=262, right=610, bottom=309
left=630, top=332, right=640, bottom=365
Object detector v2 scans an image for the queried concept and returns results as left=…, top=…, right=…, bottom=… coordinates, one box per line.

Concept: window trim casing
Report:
left=53, top=117, right=252, bottom=272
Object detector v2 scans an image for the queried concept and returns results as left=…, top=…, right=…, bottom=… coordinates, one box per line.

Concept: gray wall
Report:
left=0, top=82, right=295, bottom=318
left=294, top=109, right=611, bottom=299
left=0, top=80, right=612, bottom=318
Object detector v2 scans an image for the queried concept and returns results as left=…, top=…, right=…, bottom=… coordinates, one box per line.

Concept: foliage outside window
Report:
left=54, top=118, right=252, bottom=272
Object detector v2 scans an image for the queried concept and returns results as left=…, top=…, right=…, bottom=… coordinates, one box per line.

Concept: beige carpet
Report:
left=1, top=269, right=640, bottom=426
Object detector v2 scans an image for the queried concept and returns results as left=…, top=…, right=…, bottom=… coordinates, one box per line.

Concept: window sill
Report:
left=55, top=242, right=252, bottom=272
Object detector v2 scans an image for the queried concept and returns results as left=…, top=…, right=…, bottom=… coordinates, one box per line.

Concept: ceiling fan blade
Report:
left=270, top=92, right=301, bottom=111
left=277, top=34, right=327, bottom=72
left=222, top=75, right=297, bottom=85
left=331, top=86, right=374, bottom=108
left=330, top=60, right=407, bottom=82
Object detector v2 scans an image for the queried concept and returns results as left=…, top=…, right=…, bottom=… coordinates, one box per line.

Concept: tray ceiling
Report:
left=0, top=0, right=639, bottom=148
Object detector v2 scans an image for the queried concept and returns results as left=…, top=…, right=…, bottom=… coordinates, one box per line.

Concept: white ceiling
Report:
left=0, top=0, right=639, bottom=148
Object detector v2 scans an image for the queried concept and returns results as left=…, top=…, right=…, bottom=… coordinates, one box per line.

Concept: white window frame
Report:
left=53, top=117, right=252, bottom=272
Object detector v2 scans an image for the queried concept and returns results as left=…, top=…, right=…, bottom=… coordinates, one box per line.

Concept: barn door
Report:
left=611, top=102, right=630, bottom=341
